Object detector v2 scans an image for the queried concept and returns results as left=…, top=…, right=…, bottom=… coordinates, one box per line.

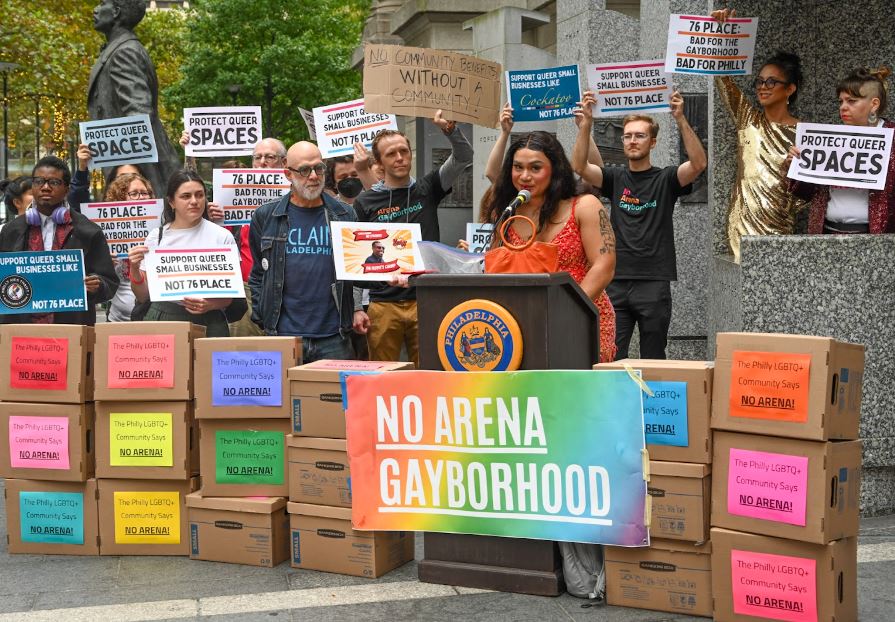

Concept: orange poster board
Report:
left=728, top=351, right=811, bottom=423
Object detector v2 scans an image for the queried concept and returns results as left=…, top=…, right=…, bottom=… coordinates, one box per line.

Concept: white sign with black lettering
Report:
left=82, top=199, right=164, bottom=257
left=183, top=106, right=262, bottom=157
left=465, top=223, right=495, bottom=254
left=664, top=14, right=758, bottom=75
left=144, top=247, right=245, bottom=302
left=313, top=99, right=398, bottom=158
left=787, top=122, right=894, bottom=190
left=213, top=168, right=290, bottom=226
left=79, top=114, right=158, bottom=169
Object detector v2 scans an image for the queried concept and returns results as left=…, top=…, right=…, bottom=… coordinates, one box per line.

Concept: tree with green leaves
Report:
left=165, top=0, right=370, bottom=144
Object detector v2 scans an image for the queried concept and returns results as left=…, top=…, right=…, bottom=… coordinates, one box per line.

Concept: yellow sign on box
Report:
left=109, top=412, right=173, bottom=467
left=113, top=491, right=180, bottom=544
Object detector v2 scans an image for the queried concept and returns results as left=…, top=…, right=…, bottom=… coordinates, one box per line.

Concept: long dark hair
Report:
left=763, top=51, right=803, bottom=105
left=162, top=169, right=208, bottom=225
left=485, top=131, right=576, bottom=232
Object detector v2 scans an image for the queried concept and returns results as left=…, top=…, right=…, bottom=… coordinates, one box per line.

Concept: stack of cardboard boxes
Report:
left=1, top=324, right=99, bottom=555
left=286, top=359, right=415, bottom=577
left=596, top=359, right=715, bottom=618
left=709, top=333, right=863, bottom=621
left=187, top=336, right=300, bottom=567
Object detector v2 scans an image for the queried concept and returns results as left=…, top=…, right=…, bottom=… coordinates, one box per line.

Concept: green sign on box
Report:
left=215, top=429, right=284, bottom=484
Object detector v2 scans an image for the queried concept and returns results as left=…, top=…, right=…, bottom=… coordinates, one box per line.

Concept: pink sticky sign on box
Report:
left=9, top=337, right=68, bottom=390
left=106, top=334, right=176, bottom=389
left=727, top=447, right=809, bottom=526
left=731, top=549, right=817, bottom=622
left=8, top=416, right=70, bottom=469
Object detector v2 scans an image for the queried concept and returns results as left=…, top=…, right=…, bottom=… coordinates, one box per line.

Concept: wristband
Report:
left=129, top=270, right=145, bottom=285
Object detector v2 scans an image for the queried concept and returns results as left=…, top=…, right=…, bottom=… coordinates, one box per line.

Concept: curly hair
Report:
left=104, top=172, right=154, bottom=202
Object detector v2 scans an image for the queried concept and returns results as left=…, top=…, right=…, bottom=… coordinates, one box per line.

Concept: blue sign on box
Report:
left=0, top=250, right=87, bottom=315
left=505, top=65, right=582, bottom=122
left=20, top=491, right=84, bottom=544
left=211, top=350, right=282, bottom=406
left=643, top=381, right=688, bottom=447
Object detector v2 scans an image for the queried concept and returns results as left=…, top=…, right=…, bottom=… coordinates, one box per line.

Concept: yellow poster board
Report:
left=113, top=491, right=180, bottom=544
left=109, top=412, right=173, bottom=467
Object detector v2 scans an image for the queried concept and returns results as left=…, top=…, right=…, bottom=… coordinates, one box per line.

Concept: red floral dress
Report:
left=507, top=198, right=617, bottom=362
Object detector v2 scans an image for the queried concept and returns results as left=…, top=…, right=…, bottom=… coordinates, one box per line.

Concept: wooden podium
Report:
left=414, top=273, right=601, bottom=596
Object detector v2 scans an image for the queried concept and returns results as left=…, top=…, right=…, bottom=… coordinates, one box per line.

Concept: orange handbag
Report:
left=484, top=214, right=559, bottom=274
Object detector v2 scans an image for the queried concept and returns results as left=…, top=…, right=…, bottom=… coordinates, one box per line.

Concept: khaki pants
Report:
left=366, top=300, right=419, bottom=367
left=229, top=282, right=264, bottom=337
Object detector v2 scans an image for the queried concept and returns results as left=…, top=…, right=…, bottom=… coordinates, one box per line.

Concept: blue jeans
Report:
left=302, top=334, right=355, bottom=364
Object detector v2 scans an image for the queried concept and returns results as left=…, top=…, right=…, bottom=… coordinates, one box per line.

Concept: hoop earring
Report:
left=869, top=110, right=879, bottom=125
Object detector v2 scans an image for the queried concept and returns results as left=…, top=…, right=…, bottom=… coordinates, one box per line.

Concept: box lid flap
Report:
left=649, top=461, right=711, bottom=477
left=288, top=360, right=414, bottom=382
left=287, top=501, right=352, bottom=521
left=187, top=491, right=286, bottom=512
left=597, top=359, right=714, bottom=370
left=286, top=435, right=347, bottom=451
left=646, top=538, right=712, bottom=554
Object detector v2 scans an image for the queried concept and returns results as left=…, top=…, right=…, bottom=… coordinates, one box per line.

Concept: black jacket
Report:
left=0, top=211, right=119, bottom=325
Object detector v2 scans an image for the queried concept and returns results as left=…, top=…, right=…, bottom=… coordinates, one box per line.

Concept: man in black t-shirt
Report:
left=572, top=90, right=706, bottom=359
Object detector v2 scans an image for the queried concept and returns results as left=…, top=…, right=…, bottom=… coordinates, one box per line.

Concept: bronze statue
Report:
left=87, top=0, right=180, bottom=195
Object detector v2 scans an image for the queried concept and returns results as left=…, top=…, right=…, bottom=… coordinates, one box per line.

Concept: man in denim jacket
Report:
left=249, top=142, right=362, bottom=362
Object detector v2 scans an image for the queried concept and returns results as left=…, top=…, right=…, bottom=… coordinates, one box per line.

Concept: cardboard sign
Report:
left=730, top=549, right=817, bottom=621
left=0, top=250, right=87, bottom=315
left=313, top=98, right=398, bottom=158
left=20, top=491, right=84, bottom=544
left=183, top=106, right=262, bottom=157
left=106, top=334, right=176, bottom=389
left=9, top=336, right=68, bottom=391
left=729, top=351, right=811, bottom=423
left=664, top=14, right=758, bottom=75
left=109, top=412, right=173, bottom=467
left=728, top=448, right=808, bottom=526
left=643, top=381, right=688, bottom=447
left=144, top=247, right=244, bottom=301
left=331, top=222, right=425, bottom=281
left=465, top=222, right=494, bottom=254
left=79, top=114, right=158, bottom=169
left=786, top=122, right=895, bottom=191
left=211, top=350, right=283, bottom=407
left=113, top=491, right=181, bottom=544
left=298, top=107, right=316, bottom=138
left=363, top=44, right=502, bottom=127
left=505, top=65, right=581, bottom=122
left=82, top=199, right=164, bottom=257
left=8, top=416, right=70, bottom=470
left=215, top=430, right=285, bottom=485
left=586, top=61, right=673, bottom=116
left=345, top=370, right=649, bottom=546
left=213, top=168, right=289, bottom=226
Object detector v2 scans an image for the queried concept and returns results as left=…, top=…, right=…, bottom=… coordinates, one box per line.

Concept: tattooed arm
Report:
left=576, top=194, right=615, bottom=299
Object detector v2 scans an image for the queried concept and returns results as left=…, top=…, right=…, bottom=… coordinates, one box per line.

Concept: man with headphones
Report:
left=0, top=156, right=118, bottom=325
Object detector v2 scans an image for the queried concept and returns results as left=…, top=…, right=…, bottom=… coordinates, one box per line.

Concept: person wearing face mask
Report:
left=324, top=144, right=378, bottom=206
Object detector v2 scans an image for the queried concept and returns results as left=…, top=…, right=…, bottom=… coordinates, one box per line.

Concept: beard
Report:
left=293, top=180, right=324, bottom=201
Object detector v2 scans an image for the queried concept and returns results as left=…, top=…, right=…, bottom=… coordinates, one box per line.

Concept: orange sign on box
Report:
left=729, top=351, right=811, bottom=423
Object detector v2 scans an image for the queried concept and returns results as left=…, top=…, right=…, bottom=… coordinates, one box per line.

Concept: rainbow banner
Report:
left=345, top=370, right=649, bottom=546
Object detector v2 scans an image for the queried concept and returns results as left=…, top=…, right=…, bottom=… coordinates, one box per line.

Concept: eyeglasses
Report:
left=32, top=177, right=65, bottom=188
left=126, top=190, right=152, bottom=199
left=622, top=133, right=650, bottom=142
left=252, top=153, right=284, bottom=163
left=287, top=164, right=326, bottom=178
left=753, top=77, right=789, bottom=89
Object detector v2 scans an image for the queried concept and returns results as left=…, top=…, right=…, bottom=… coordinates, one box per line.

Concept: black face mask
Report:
left=336, top=177, right=363, bottom=199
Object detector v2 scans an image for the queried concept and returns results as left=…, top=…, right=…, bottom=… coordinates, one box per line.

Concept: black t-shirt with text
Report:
left=600, top=165, right=691, bottom=281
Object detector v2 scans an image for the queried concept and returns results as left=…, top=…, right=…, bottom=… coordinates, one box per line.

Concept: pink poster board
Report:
left=107, top=334, right=176, bottom=389
left=9, top=337, right=68, bottom=390
left=731, top=549, right=817, bottom=621
left=728, top=447, right=809, bottom=526
left=8, top=416, right=70, bottom=469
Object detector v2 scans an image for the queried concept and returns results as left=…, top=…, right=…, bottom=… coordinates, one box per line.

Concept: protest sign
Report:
left=586, top=61, right=673, bottom=116
left=330, top=222, right=425, bottom=282
left=0, top=250, right=87, bottom=315
left=345, top=369, right=649, bottom=546
left=79, top=115, right=157, bottom=170
left=363, top=44, right=502, bottom=127
left=298, top=107, right=316, bottom=139
left=82, top=199, right=164, bottom=257
left=664, top=14, right=758, bottom=75
left=313, top=99, right=398, bottom=158
left=465, top=222, right=494, bottom=254
left=786, top=122, right=895, bottom=191
left=144, top=247, right=244, bottom=301
left=183, top=106, right=262, bottom=157
left=212, top=169, right=289, bottom=225
left=505, top=65, right=581, bottom=122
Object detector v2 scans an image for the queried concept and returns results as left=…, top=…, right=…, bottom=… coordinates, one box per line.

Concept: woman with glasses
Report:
left=712, top=9, right=807, bottom=261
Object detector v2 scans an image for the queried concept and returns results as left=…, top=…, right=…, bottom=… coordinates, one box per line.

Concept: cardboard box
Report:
left=711, top=527, right=856, bottom=622
left=606, top=539, right=712, bottom=618
left=0, top=324, right=93, bottom=403
left=95, top=401, right=197, bottom=480
left=4, top=478, right=99, bottom=555
left=595, top=360, right=713, bottom=463
left=186, top=493, right=289, bottom=567
left=0, top=402, right=94, bottom=481
left=287, top=435, right=351, bottom=507
left=649, top=461, right=710, bottom=543
left=198, top=419, right=289, bottom=497
left=94, top=322, right=205, bottom=402
left=195, top=337, right=301, bottom=419
left=97, top=477, right=198, bottom=556
left=289, top=360, right=414, bottom=438
left=287, top=502, right=414, bottom=577
left=712, top=332, right=864, bottom=441
left=712, top=431, right=861, bottom=544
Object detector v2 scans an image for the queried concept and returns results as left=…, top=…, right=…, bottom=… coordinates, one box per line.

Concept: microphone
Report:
left=502, top=189, right=531, bottom=217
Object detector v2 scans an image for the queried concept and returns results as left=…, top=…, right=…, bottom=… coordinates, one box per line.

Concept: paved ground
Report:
left=0, top=479, right=892, bottom=621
